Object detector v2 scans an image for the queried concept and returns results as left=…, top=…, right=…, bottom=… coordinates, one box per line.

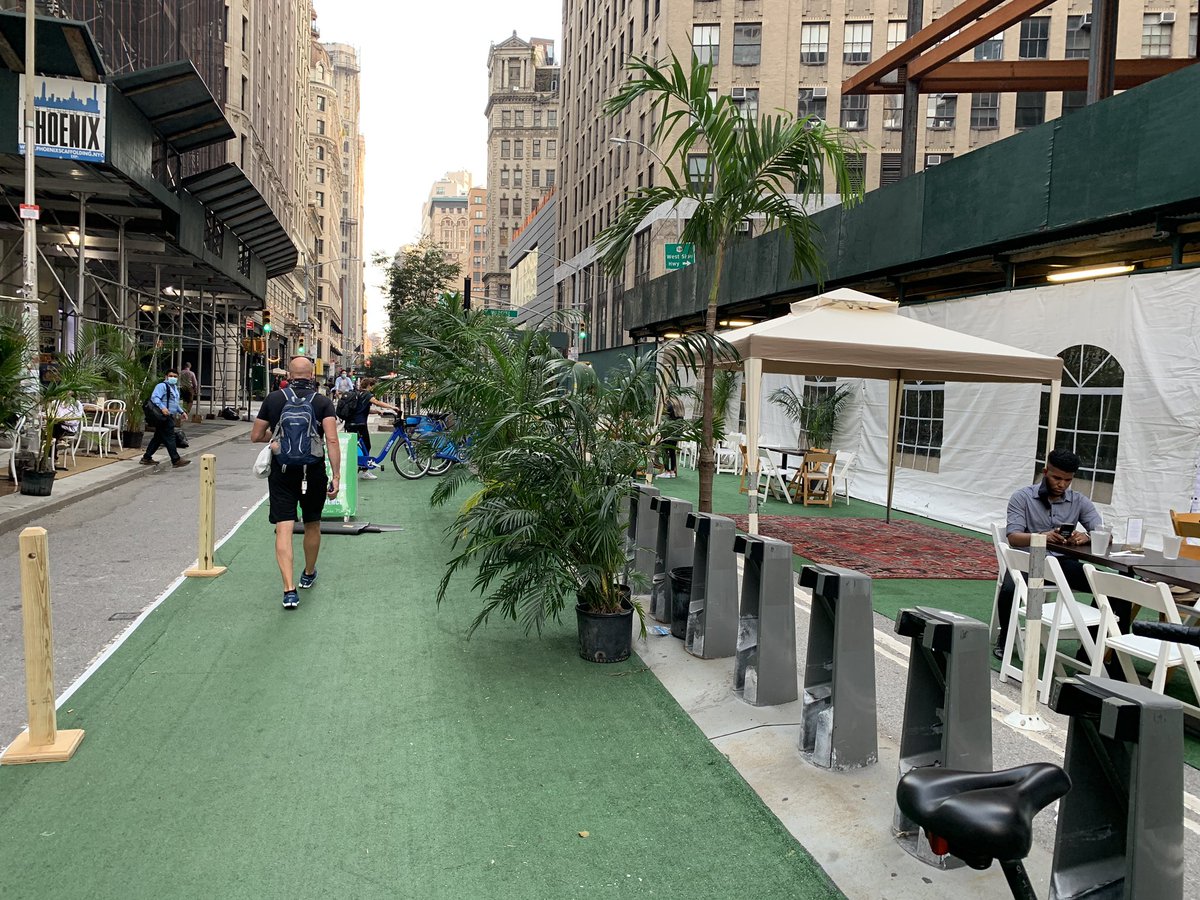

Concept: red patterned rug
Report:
left=729, top=516, right=996, bottom=579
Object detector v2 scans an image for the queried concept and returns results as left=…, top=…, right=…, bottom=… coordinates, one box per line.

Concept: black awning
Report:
left=0, top=11, right=105, bottom=81
left=111, top=61, right=234, bottom=154
left=182, top=163, right=298, bottom=278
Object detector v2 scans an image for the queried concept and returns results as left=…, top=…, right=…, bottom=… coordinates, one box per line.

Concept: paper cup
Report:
left=1090, top=529, right=1112, bottom=555
left=1162, top=534, right=1183, bottom=560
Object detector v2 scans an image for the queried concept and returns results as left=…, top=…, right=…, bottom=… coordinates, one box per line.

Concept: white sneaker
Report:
left=359, top=471, right=378, bottom=480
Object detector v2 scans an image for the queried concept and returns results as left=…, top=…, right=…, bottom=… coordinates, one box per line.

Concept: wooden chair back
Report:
left=1169, top=509, right=1200, bottom=559
left=799, top=450, right=836, bottom=507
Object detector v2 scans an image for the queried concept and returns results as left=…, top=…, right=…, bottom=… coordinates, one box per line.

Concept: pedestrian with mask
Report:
left=179, top=361, right=199, bottom=418
left=140, top=369, right=190, bottom=468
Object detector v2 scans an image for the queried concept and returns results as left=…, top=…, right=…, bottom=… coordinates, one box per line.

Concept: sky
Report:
left=312, top=0, right=564, bottom=337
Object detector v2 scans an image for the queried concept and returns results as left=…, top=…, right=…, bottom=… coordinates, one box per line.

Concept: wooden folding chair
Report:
left=790, top=450, right=835, bottom=507
left=1170, top=509, right=1200, bottom=560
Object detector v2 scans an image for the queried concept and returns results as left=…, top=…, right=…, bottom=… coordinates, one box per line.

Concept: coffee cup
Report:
left=1090, top=529, right=1112, bottom=555
left=1162, top=534, right=1183, bottom=561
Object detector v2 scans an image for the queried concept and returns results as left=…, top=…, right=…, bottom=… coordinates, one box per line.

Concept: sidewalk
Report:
left=0, top=419, right=248, bottom=535
left=0, top=471, right=841, bottom=900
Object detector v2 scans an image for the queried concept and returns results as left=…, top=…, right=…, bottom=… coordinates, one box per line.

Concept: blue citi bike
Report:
left=354, top=413, right=464, bottom=480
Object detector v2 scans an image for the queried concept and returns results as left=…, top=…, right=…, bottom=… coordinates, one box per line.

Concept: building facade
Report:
left=557, top=0, right=1199, bottom=352
left=483, top=34, right=560, bottom=307
left=467, top=186, right=488, bottom=300
left=421, top=171, right=472, bottom=293
left=509, top=191, right=558, bottom=320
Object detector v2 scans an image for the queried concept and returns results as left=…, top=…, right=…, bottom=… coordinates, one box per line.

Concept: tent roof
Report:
left=720, top=288, right=1062, bottom=383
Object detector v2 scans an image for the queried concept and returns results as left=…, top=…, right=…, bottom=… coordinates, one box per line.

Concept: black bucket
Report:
left=18, top=469, right=55, bottom=497
left=576, top=596, right=634, bottom=663
left=669, top=566, right=694, bottom=639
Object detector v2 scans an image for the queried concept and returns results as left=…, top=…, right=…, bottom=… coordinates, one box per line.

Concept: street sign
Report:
left=18, top=204, right=39, bottom=220
left=245, top=317, right=254, bottom=330
left=484, top=308, right=518, bottom=317
left=665, top=243, right=695, bottom=270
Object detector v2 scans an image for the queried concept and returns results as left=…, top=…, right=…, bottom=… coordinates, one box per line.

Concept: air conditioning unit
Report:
left=846, top=121, right=865, bottom=130
left=1158, top=11, right=1176, bottom=24
left=813, top=86, right=829, bottom=99
left=731, top=86, right=748, bottom=100
left=1078, top=13, right=1093, bottom=27
left=736, top=219, right=751, bottom=233
left=926, top=154, right=944, bottom=165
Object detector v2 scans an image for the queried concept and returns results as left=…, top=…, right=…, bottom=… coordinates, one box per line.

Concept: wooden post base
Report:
left=184, top=565, right=227, bottom=578
left=1, top=728, right=85, bottom=765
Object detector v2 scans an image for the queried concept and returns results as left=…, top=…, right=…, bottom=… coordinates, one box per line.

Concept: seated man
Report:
left=995, top=448, right=1125, bottom=659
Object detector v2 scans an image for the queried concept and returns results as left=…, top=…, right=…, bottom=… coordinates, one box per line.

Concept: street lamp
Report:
left=609, top=137, right=684, bottom=241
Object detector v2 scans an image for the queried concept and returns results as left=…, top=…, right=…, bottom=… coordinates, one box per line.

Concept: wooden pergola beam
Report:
left=841, top=0, right=1009, bottom=95
left=906, top=0, right=1058, bottom=80
left=858, top=58, right=1198, bottom=94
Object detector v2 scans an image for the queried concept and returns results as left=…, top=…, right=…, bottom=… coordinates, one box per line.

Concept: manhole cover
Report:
left=108, top=612, right=140, bottom=621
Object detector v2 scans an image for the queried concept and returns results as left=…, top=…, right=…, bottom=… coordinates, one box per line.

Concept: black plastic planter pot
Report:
left=669, top=566, right=694, bottom=640
left=122, top=430, right=145, bottom=449
left=576, top=596, right=634, bottom=664
left=19, top=469, right=55, bottom=497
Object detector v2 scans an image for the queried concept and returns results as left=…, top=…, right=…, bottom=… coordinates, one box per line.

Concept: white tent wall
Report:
left=839, top=268, right=1200, bottom=537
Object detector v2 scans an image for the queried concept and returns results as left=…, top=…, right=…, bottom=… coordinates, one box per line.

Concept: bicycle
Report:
left=350, top=418, right=430, bottom=480
left=405, top=413, right=469, bottom=477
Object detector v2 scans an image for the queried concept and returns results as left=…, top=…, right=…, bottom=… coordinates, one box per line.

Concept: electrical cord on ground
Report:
left=710, top=721, right=804, bottom=740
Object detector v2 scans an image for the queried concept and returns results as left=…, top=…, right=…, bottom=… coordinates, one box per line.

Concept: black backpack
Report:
left=336, top=390, right=361, bottom=425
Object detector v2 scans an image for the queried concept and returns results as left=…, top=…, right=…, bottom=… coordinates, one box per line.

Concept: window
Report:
left=731, top=87, right=759, bottom=122
left=316, top=167, right=325, bottom=183
left=926, top=94, right=956, bottom=130
left=533, top=110, right=543, bottom=126
left=317, top=119, right=325, bottom=135
left=532, top=169, right=541, bottom=187
left=473, top=195, right=483, bottom=204
left=514, top=140, right=524, bottom=158
left=240, top=75, right=248, bottom=109
left=844, top=22, right=872, bottom=65
left=970, top=93, right=1000, bottom=129
left=507, top=60, right=521, bottom=88
left=1015, top=91, right=1045, bottom=129
left=688, top=154, right=712, bottom=193
left=515, top=110, right=525, bottom=126
left=1065, top=16, right=1091, bottom=58
left=501, top=140, right=511, bottom=158
left=545, top=168, right=555, bottom=187
left=1061, top=91, right=1087, bottom=115
left=887, top=21, right=907, bottom=51
left=1019, top=17, right=1050, bottom=59
left=500, top=198, right=510, bottom=216
left=514, top=168, right=523, bottom=187
left=845, top=152, right=866, bottom=194
left=800, top=23, right=829, bottom=64
left=797, top=88, right=827, bottom=123
left=880, top=153, right=902, bottom=187
left=896, top=382, right=945, bottom=472
left=733, top=23, right=762, bottom=65
left=316, top=95, right=326, bottom=111
left=1141, top=13, right=1172, bottom=57
left=840, top=94, right=868, bottom=130
left=634, top=228, right=651, bottom=285
left=241, top=15, right=248, bottom=52
left=883, top=95, right=903, bottom=130
left=500, top=168, right=510, bottom=187
left=546, top=140, right=557, bottom=157
left=548, top=110, right=557, bottom=127
left=693, top=25, right=720, bottom=64
left=499, top=226, right=509, bottom=246
left=316, top=145, right=325, bottom=161
left=315, top=191, right=325, bottom=207
left=1035, top=345, right=1124, bottom=503
left=1192, top=14, right=1198, bottom=56
left=975, top=33, right=1004, bottom=60
left=533, top=140, right=541, bottom=158
left=501, top=110, right=511, bottom=127
left=473, top=225, right=482, bottom=235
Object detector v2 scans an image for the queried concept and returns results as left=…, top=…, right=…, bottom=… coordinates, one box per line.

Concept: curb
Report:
left=0, top=424, right=249, bottom=536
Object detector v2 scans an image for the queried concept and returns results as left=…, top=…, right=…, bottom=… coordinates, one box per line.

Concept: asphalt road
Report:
left=0, top=438, right=266, bottom=745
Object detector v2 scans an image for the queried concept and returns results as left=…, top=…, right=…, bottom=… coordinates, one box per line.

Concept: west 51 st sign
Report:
left=18, top=75, right=106, bottom=163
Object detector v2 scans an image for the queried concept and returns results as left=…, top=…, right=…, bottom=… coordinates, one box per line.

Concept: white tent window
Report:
left=802, top=376, right=839, bottom=444
left=896, top=380, right=944, bottom=473
left=1036, top=344, right=1123, bottom=504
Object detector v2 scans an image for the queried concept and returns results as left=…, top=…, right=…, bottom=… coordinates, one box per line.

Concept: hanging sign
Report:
left=18, top=75, right=106, bottom=162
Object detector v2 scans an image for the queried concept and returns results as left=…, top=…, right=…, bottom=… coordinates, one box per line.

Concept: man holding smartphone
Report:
left=994, top=448, right=1107, bottom=658
left=251, top=356, right=341, bottom=610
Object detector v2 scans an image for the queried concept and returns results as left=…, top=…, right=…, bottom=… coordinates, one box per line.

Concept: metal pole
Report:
left=69, top=193, right=89, bottom=355
left=117, top=218, right=127, bottom=328
left=20, top=3, right=38, bottom=371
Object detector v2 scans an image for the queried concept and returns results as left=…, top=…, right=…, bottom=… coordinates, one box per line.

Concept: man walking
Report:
left=178, top=361, right=199, bottom=418
left=140, top=369, right=190, bottom=468
left=251, top=356, right=341, bottom=610
left=334, top=368, right=353, bottom=399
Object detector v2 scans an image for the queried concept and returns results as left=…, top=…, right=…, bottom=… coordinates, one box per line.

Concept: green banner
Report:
left=664, top=243, right=695, bottom=270
left=320, top=432, right=358, bottom=520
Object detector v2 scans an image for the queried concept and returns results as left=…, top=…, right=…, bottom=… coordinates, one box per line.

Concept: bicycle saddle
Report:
left=896, top=763, right=1070, bottom=869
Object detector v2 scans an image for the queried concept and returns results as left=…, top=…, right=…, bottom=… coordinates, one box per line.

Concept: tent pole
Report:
left=1045, top=378, right=1061, bottom=459
left=744, top=358, right=763, bottom=535
left=885, top=376, right=902, bottom=524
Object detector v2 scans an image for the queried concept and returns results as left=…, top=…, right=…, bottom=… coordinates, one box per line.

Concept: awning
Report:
left=181, top=163, right=298, bottom=278
left=110, top=61, right=234, bottom=154
left=0, top=11, right=105, bottom=81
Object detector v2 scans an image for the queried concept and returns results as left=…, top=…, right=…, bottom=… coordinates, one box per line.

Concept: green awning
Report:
left=111, top=61, right=234, bottom=154
left=0, top=11, right=105, bottom=81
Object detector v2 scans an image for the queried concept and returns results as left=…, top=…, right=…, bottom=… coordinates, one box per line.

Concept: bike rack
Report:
left=797, top=564, right=877, bottom=770
left=683, top=512, right=738, bottom=659
left=1049, top=675, right=1183, bottom=900
left=892, top=607, right=992, bottom=869
left=732, top=533, right=797, bottom=706
left=648, top=495, right=693, bottom=623
left=626, top=484, right=660, bottom=600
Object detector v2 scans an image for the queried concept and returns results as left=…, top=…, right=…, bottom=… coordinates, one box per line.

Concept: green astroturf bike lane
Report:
left=0, top=470, right=841, bottom=900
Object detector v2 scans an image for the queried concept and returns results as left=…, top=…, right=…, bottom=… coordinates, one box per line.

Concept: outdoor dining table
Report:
left=761, top=445, right=807, bottom=469
left=1055, top=542, right=1200, bottom=593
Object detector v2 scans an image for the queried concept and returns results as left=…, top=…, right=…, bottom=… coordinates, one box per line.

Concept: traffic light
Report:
left=463, top=277, right=471, bottom=311
left=262, top=309, right=273, bottom=334
left=578, top=326, right=588, bottom=340
left=297, top=342, right=306, bottom=356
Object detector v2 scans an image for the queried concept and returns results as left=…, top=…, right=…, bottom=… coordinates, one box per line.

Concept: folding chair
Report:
left=754, top=449, right=792, bottom=505
left=987, top=523, right=1010, bottom=646
left=830, top=451, right=856, bottom=505
left=1170, top=509, right=1200, bottom=560
left=1085, top=564, right=1200, bottom=713
left=714, top=436, right=740, bottom=475
left=790, top=450, right=835, bottom=507
left=998, top=546, right=1101, bottom=703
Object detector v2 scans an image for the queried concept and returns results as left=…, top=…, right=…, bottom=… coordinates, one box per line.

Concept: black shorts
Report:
left=267, top=461, right=328, bottom=524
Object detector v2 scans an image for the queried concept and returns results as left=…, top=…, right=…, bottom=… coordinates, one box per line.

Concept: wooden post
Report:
left=1, top=527, right=85, bottom=764
left=185, top=453, right=227, bottom=578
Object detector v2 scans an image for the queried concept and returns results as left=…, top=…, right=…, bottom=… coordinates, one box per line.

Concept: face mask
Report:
left=167, top=377, right=178, bottom=385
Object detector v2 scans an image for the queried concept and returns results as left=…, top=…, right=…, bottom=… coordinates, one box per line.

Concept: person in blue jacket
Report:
left=140, top=369, right=190, bottom=468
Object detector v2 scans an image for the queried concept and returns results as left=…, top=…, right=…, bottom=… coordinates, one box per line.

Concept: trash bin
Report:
left=651, top=573, right=669, bottom=623
left=669, top=566, right=693, bottom=639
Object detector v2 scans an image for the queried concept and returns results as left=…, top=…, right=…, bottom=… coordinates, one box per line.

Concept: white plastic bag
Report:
left=253, top=444, right=273, bottom=479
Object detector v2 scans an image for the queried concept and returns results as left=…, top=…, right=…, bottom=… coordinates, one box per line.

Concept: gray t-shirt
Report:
left=1006, top=481, right=1102, bottom=539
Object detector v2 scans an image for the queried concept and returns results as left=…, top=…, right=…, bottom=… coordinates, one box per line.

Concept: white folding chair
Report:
left=1085, top=564, right=1200, bottom=712
left=714, top=435, right=740, bottom=475
left=78, top=403, right=115, bottom=457
left=830, top=451, right=856, bottom=505
left=105, top=400, right=126, bottom=453
left=998, top=546, right=1101, bottom=702
left=5, top=415, right=26, bottom=482
left=988, top=523, right=1009, bottom=646
left=678, top=440, right=698, bottom=471
left=754, top=449, right=793, bottom=505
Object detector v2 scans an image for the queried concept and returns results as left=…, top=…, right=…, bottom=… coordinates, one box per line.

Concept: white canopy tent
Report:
left=718, top=288, right=1065, bottom=531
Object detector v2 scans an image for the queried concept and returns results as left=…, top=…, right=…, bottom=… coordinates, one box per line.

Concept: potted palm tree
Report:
left=769, top=383, right=851, bottom=451
left=20, top=350, right=106, bottom=496
left=88, top=324, right=162, bottom=449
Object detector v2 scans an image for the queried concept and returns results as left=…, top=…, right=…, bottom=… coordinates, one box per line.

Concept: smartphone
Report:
left=1057, top=523, right=1075, bottom=538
